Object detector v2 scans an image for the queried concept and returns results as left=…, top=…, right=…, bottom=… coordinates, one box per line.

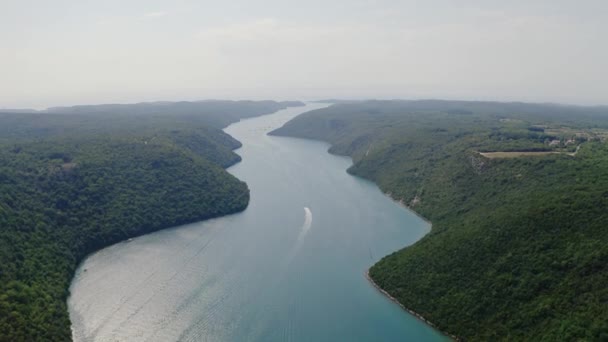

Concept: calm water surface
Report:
left=68, top=103, right=447, bottom=341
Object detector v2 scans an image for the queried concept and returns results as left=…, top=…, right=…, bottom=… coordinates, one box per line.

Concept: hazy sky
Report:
left=1, top=0, right=607, bottom=108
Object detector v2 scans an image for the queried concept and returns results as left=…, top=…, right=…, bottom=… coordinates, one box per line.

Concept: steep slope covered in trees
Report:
left=0, top=100, right=300, bottom=341
left=271, top=100, right=608, bottom=341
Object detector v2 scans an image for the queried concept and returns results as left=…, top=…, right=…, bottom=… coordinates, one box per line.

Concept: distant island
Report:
left=271, top=99, right=608, bottom=341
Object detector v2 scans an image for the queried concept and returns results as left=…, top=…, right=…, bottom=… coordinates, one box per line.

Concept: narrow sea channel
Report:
left=68, top=103, right=447, bottom=341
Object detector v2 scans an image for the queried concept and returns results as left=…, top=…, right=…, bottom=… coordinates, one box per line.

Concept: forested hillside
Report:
left=0, top=100, right=302, bottom=142
left=0, top=100, right=300, bottom=341
left=272, top=100, right=608, bottom=341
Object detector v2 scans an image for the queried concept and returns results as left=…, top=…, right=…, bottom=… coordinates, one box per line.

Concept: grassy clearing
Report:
left=479, top=151, right=569, bottom=158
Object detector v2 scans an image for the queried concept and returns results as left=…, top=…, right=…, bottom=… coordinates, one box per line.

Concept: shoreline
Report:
left=269, top=112, right=454, bottom=339
left=384, top=192, right=433, bottom=228
left=373, top=192, right=460, bottom=340
left=67, top=106, right=288, bottom=340
left=364, top=270, right=459, bottom=341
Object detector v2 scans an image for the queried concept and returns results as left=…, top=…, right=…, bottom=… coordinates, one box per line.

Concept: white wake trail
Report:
left=282, top=207, right=314, bottom=268
left=298, top=207, right=313, bottom=240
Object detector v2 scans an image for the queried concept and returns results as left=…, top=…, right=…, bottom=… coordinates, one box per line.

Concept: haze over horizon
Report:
left=2, top=0, right=607, bottom=109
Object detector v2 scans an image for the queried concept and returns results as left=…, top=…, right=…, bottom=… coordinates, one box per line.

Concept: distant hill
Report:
left=312, top=99, right=364, bottom=104
left=0, top=100, right=304, bottom=142
left=272, top=100, right=608, bottom=341
left=0, top=109, right=37, bottom=113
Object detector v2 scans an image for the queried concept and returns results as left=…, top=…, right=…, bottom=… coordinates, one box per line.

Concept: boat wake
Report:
left=282, top=207, right=313, bottom=268
left=297, top=207, right=313, bottom=241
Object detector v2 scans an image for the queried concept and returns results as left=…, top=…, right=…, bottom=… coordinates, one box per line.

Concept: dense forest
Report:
left=0, top=100, right=301, bottom=341
left=272, top=100, right=608, bottom=341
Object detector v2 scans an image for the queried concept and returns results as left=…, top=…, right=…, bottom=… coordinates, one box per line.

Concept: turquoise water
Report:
left=68, top=103, right=447, bottom=341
